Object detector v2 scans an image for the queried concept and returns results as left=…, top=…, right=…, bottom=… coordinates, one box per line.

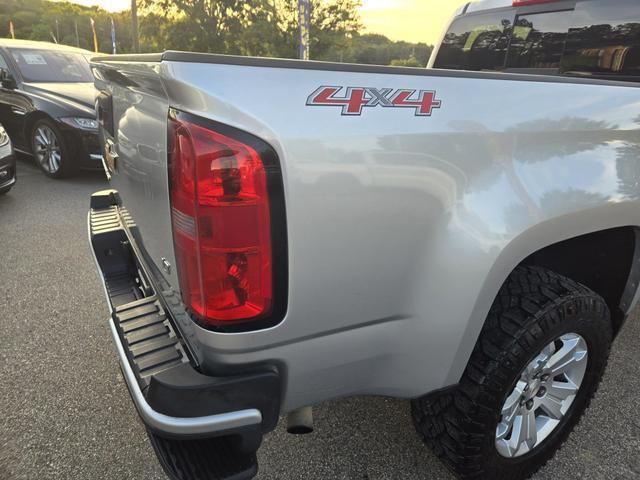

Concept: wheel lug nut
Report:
left=526, top=399, right=534, bottom=410
left=537, top=387, right=546, bottom=397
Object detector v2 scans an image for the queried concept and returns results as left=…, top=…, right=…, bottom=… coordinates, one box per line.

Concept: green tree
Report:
left=271, top=0, right=361, bottom=59
left=138, top=0, right=362, bottom=58
left=1, top=0, right=433, bottom=65
left=0, top=0, right=136, bottom=53
left=390, top=57, right=421, bottom=67
left=138, top=0, right=276, bottom=54
left=342, top=34, right=433, bottom=66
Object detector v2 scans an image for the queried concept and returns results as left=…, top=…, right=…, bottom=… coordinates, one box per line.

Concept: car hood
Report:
left=22, top=82, right=97, bottom=114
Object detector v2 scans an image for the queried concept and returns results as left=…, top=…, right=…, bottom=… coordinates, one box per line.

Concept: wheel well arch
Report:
left=445, top=215, right=640, bottom=388
left=518, top=226, right=639, bottom=334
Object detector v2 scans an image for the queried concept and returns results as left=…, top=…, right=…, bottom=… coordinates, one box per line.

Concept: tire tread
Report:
left=411, top=266, right=612, bottom=479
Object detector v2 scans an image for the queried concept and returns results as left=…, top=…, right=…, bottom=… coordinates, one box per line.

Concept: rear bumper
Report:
left=88, top=189, right=280, bottom=479
left=107, top=309, right=263, bottom=436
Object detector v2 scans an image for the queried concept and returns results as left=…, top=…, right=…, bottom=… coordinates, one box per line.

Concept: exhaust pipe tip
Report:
left=286, top=424, right=314, bottom=435
left=286, top=406, right=313, bottom=435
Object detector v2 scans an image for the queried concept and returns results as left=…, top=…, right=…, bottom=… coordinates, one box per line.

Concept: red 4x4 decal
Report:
left=306, top=86, right=442, bottom=117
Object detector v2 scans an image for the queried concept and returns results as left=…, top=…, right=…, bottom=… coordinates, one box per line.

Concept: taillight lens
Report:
left=169, top=110, right=274, bottom=326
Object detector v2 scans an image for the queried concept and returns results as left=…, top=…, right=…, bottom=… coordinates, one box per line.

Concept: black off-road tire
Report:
left=0, top=185, right=12, bottom=195
left=411, top=266, right=612, bottom=479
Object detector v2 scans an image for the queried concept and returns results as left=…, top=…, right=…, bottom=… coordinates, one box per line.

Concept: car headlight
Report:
left=60, top=117, right=99, bottom=131
left=0, top=124, right=9, bottom=147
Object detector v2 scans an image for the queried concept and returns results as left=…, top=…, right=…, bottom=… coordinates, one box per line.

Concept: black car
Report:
left=0, top=39, right=102, bottom=178
left=0, top=122, right=16, bottom=195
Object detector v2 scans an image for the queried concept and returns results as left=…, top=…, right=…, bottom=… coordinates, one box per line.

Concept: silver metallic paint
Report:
left=94, top=58, right=640, bottom=412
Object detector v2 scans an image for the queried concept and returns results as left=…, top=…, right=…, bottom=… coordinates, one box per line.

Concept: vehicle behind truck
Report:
left=88, top=1, right=640, bottom=479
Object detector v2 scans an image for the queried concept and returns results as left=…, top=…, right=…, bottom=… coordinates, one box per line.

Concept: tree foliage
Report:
left=0, top=0, right=133, bottom=52
left=0, top=0, right=433, bottom=66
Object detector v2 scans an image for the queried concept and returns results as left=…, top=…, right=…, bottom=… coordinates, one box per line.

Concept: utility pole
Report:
left=131, top=0, right=139, bottom=53
left=75, top=20, right=80, bottom=47
left=298, top=0, right=310, bottom=60
left=55, top=19, right=60, bottom=43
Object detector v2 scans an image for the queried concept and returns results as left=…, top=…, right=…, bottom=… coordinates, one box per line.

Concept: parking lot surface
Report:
left=2, top=158, right=640, bottom=480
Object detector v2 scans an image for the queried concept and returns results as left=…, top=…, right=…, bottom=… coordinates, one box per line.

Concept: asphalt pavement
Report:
left=1, top=157, right=640, bottom=480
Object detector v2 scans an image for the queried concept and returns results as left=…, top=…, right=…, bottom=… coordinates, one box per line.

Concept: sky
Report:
left=360, top=0, right=468, bottom=44
left=70, top=0, right=469, bottom=45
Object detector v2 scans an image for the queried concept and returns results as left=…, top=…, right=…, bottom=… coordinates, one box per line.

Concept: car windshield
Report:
left=9, top=48, right=93, bottom=83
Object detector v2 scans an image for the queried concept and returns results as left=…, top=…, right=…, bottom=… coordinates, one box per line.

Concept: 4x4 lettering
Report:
left=307, top=85, right=442, bottom=117
left=366, top=87, right=394, bottom=106
left=307, top=86, right=373, bottom=115
left=390, top=89, right=442, bottom=116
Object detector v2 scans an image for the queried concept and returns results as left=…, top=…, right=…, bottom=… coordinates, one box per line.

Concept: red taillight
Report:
left=169, top=111, right=275, bottom=327
left=512, top=0, right=558, bottom=5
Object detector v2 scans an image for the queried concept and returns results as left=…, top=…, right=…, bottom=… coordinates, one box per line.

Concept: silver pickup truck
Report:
left=88, top=1, right=640, bottom=478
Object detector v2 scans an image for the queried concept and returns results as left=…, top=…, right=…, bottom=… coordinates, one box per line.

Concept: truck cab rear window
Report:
left=561, top=0, right=640, bottom=80
left=434, top=0, right=640, bottom=83
left=506, top=10, right=572, bottom=74
left=433, top=11, right=513, bottom=71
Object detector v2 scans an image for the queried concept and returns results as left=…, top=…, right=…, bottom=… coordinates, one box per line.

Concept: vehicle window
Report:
left=506, top=10, right=572, bottom=73
left=433, top=11, right=514, bottom=71
left=8, top=48, right=93, bottom=83
left=561, top=0, right=640, bottom=80
left=0, top=53, right=9, bottom=71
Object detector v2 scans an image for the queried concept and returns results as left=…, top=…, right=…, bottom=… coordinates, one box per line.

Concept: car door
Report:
left=0, top=49, right=32, bottom=150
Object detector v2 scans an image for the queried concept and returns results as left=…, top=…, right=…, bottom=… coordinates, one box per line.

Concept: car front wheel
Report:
left=31, top=119, right=75, bottom=178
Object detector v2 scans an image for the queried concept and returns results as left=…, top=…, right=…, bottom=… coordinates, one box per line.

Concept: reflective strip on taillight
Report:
left=168, top=109, right=286, bottom=329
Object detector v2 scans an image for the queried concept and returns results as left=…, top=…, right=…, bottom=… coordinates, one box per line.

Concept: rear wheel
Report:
left=411, top=266, right=612, bottom=479
left=31, top=119, right=75, bottom=178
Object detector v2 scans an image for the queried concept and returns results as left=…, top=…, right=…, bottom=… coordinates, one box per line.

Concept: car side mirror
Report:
left=0, top=69, right=17, bottom=89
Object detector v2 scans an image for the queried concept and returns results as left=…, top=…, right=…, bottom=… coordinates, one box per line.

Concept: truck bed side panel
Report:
left=97, top=57, right=640, bottom=410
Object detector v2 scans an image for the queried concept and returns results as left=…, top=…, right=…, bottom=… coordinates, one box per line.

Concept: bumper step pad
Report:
left=149, top=430, right=258, bottom=480
left=114, top=297, right=188, bottom=385
left=89, top=200, right=189, bottom=386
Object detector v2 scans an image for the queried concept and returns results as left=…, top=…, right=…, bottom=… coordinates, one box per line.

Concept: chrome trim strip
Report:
left=87, top=211, right=263, bottom=436
left=89, top=154, right=104, bottom=160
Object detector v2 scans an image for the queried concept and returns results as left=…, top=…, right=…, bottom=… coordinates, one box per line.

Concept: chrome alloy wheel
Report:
left=495, top=333, right=588, bottom=458
left=34, top=125, right=62, bottom=174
